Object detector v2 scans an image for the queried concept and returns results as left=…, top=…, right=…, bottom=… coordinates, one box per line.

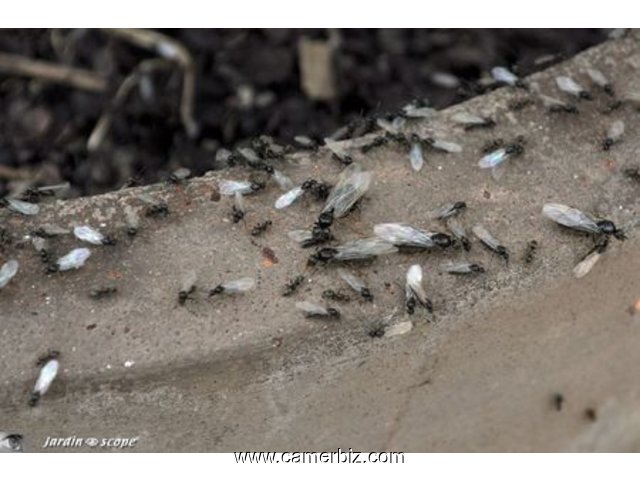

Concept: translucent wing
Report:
left=273, top=170, right=294, bottom=191
left=6, top=198, right=40, bottom=216
left=607, top=120, right=625, bottom=142
left=324, top=137, right=349, bottom=158
left=446, top=217, right=467, bottom=240
left=542, top=203, right=599, bottom=233
left=34, top=359, right=59, bottom=395
left=334, top=237, right=398, bottom=261
left=219, top=180, right=253, bottom=196
left=338, top=268, right=366, bottom=292
left=180, top=270, right=197, bottom=293
left=409, top=143, right=424, bottom=172
left=430, top=71, right=460, bottom=89
left=376, top=116, right=406, bottom=134
left=57, top=248, right=91, bottom=271
left=384, top=320, right=413, bottom=337
left=406, top=264, right=428, bottom=305
left=478, top=148, right=508, bottom=169
left=171, top=167, right=191, bottom=181
left=539, top=94, right=573, bottom=111
left=472, top=224, right=501, bottom=250
left=238, top=147, right=260, bottom=163
left=0, top=260, right=19, bottom=289
left=556, top=76, right=584, bottom=97
left=32, top=236, right=48, bottom=253
left=402, top=105, right=436, bottom=119
left=73, top=226, right=105, bottom=245
left=234, top=191, right=245, bottom=212
left=431, top=139, right=462, bottom=153
left=296, top=301, right=329, bottom=316
left=573, top=251, right=601, bottom=278
left=374, top=223, right=435, bottom=248
left=221, top=277, right=255, bottom=293
left=322, top=163, right=360, bottom=212
left=275, top=186, right=304, bottom=209
left=491, top=162, right=507, bottom=181
left=491, top=66, right=519, bottom=86
left=294, top=135, right=316, bottom=148
left=431, top=202, right=466, bottom=220
left=288, top=229, right=313, bottom=244
left=439, top=261, right=483, bottom=274
left=322, top=168, right=373, bottom=218
left=451, top=112, right=487, bottom=126
left=586, top=68, right=609, bottom=88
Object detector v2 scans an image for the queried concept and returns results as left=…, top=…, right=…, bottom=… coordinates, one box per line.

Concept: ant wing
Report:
left=296, top=301, right=329, bottom=316
left=334, top=237, right=398, bottom=261
left=491, top=163, right=507, bottom=181
left=542, top=203, right=600, bottom=232
left=34, top=359, right=59, bottom=396
left=406, top=265, right=428, bottom=306
left=275, top=187, right=304, bottom=209
left=221, top=277, right=255, bottom=293
left=323, top=170, right=373, bottom=218
left=374, top=223, right=435, bottom=248
left=0, top=260, right=19, bottom=289
left=57, top=248, right=91, bottom=271
left=409, top=143, right=424, bottom=172
left=338, top=268, right=366, bottom=292
left=6, top=198, right=40, bottom=216
left=573, top=251, right=602, bottom=278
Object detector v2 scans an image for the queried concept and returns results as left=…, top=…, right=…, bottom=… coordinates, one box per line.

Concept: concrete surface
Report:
left=1, top=33, right=640, bottom=452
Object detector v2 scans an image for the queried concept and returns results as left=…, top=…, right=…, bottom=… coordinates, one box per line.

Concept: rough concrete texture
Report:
left=1, top=34, right=640, bottom=453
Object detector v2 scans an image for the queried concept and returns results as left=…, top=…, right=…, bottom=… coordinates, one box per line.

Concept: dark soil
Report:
left=0, top=29, right=607, bottom=197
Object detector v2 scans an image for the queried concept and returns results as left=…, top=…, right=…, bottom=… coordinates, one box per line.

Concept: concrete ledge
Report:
left=1, top=33, right=640, bottom=452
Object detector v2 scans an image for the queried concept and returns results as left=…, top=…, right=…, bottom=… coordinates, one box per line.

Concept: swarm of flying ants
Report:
left=0, top=51, right=636, bottom=409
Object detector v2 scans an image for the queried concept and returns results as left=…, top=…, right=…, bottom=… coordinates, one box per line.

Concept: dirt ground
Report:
left=0, top=29, right=606, bottom=197
left=1, top=31, right=639, bottom=452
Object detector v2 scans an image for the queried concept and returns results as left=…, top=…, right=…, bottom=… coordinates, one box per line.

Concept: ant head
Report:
left=453, top=201, right=467, bottom=211
left=506, top=143, right=524, bottom=156
left=368, top=323, right=386, bottom=338
left=613, top=229, right=627, bottom=241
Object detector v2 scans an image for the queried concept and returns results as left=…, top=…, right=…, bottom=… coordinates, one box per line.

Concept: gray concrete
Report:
left=1, top=33, right=640, bottom=452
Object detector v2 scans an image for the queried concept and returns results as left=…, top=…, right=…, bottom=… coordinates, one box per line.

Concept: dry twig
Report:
left=101, top=28, right=198, bottom=137
left=87, top=59, right=172, bottom=151
left=0, top=52, right=107, bottom=92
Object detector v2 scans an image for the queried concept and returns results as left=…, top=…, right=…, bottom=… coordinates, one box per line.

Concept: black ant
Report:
left=282, top=275, right=305, bottom=297
left=145, top=202, right=169, bottom=217
left=321, top=289, right=351, bottom=302
left=250, top=220, right=272, bottom=236
left=524, top=240, right=538, bottom=264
